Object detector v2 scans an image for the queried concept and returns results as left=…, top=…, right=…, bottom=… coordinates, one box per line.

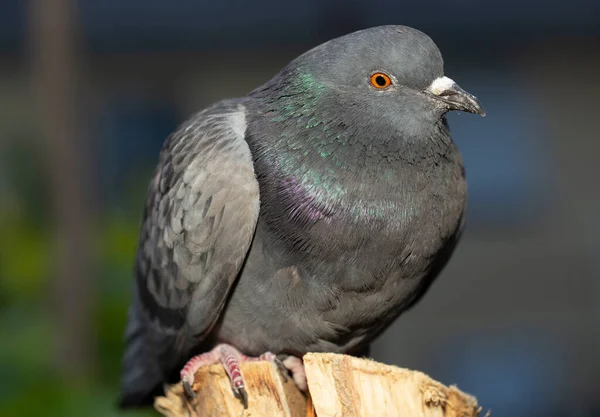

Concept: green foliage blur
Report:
left=0, top=138, right=155, bottom=417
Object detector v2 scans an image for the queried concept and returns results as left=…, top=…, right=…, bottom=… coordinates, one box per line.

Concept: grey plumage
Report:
left=121, top=102, right=260, bottom=405
left=120, top=25, right=483, bottom=407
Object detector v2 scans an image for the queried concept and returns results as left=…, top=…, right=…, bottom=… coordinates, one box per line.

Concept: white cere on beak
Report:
left=428, top=76, right=456, bottom=96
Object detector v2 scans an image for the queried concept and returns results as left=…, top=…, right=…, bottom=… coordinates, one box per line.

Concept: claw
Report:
left=258, top=352, right=288, bottom=382
left=236, top=386, right=249, bottom=409
left=183, top=380, right=197, bottom=399
left=272, top=357, right=289, bottom=382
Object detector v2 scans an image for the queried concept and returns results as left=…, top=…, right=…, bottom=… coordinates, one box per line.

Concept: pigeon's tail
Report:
left=118, top=296, right=176, bottom=408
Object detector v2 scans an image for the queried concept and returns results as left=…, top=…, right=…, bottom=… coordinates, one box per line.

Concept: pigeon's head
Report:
left=287, top=25, right=484, bottom=134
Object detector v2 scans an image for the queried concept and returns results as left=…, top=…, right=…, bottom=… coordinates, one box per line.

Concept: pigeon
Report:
left=119, top=25, right=484, bottom=408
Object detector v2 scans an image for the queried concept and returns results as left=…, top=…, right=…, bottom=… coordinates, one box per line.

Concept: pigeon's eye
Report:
left=370, top=72, right=392, bottom=89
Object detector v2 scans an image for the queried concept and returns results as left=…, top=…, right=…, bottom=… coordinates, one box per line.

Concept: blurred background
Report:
left=1, top=0, right=599, bottom=416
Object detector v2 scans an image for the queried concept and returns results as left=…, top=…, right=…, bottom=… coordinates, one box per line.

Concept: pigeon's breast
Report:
left=216, top=152, right=467, bottom=355
left=269, top=154, right=467, bottom=275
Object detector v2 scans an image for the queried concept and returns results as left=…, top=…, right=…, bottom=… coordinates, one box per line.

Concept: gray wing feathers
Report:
left=120, top=289, right=177, bottom=406
left=120, top=102, right=259, bottom=405
left=139, top=102, right=259, bottom=334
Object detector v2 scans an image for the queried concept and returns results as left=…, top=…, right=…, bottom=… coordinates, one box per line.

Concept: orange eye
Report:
left=370, top=72, right=392, bottom=89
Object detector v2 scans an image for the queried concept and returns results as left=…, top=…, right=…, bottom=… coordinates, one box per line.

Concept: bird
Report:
left=119, top=24, right=485, bottom=408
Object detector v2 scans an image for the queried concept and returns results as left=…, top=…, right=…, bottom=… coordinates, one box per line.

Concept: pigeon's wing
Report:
left=135, top=100, right=260, bottom=338
left=120, top=101, right=259, bottom=406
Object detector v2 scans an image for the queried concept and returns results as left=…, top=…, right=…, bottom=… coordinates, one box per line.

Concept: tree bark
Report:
left=155, top=353, right=488, bottom=417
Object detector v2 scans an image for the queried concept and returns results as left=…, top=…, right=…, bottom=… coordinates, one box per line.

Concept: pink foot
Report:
left=283, top=356, right=307, bottom=391
left=180, top=344, right=306, bottom=408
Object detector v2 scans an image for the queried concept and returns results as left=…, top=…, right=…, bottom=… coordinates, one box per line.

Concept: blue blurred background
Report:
left=1, top=1, right=599, bottom=416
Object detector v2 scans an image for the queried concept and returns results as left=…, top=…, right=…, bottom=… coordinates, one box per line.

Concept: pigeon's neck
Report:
left=246, top=75, right=464, bottom=261
left=248, top=70, right=454, bottom=184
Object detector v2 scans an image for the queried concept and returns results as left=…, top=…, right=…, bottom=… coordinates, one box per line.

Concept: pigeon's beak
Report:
left=427, top=76, right=485, bottom=117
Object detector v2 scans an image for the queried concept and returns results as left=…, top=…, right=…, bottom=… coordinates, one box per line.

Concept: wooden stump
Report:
left=154, top=353, right=487, bottom=417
